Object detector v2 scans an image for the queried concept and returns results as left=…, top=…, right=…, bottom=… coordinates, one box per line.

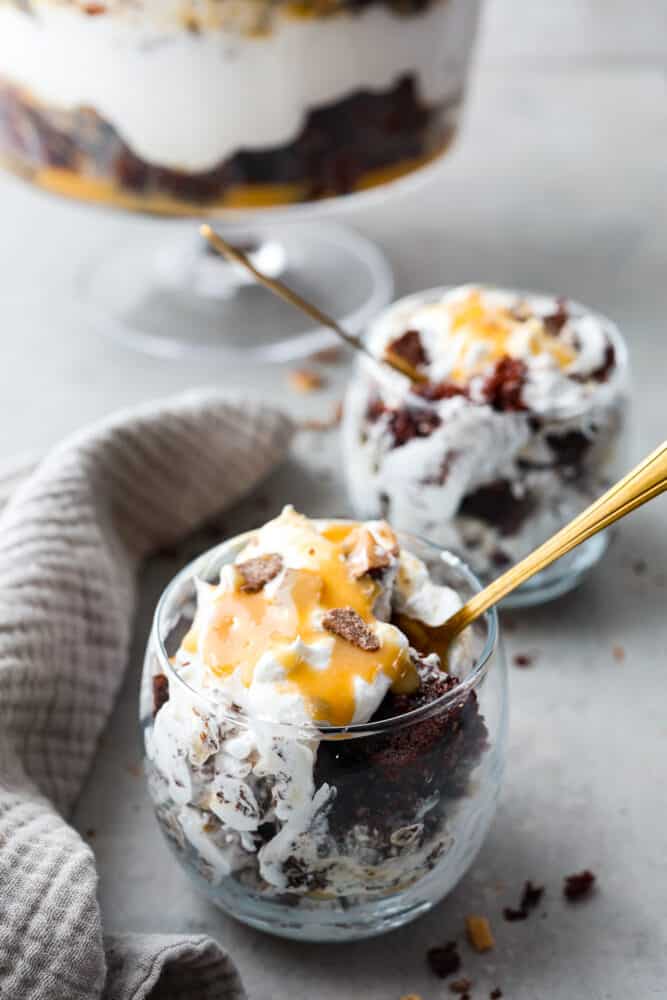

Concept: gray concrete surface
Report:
left=2, top=2, right=666, bottom=997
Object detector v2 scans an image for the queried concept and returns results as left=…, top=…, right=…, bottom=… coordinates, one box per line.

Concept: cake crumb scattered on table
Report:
left=449, top=977, right=472, bottom=994
left=288, top=368, right=326, bottom=393
left=512, top=652, right=534, bottom=668
left=466, top=915, right=495, bottom=952
left=503, top=879, right=544, bottom=921
left=612, top=644, right=625, bottom=662
left=564, top=869, right=596, bottom=901
left=427, top=940, right=462, bottom=978
left=490, top=989, right=503, bottom=999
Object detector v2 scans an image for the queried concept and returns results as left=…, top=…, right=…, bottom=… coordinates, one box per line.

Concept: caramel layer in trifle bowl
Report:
left=0, top=0, right=481, bottom=212
left=141, top=507, right=506, bottom=941
left=343, top=285, right=629, bottom=599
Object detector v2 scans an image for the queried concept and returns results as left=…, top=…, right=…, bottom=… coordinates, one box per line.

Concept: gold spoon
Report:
left=200, top=224, right=426, bottom=384
left=398, top=439, right=667, bottom=660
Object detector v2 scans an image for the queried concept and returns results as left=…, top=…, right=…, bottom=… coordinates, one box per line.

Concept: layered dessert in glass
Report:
left=0, top=0, right=481, bottom=212
left=343, top=285, right=628, bottom=593
left=141, top=507, right=506, bottom=940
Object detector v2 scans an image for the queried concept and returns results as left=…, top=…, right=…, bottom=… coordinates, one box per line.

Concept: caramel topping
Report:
left=182, top=514, right=416, bottom=726
left=420, top=290, right=576, bottom=384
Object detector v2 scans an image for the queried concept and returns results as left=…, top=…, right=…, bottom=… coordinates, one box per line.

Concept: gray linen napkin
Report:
left=0, top=390, right=294, bottom=1000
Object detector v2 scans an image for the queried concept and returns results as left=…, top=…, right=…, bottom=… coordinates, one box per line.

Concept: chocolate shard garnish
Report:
left=386, top=329, right=429, bottom=369
left=237, top=553, right=283, bottom=593
left=322, top=607, right=380, bottom=651
left=563, top=869, right=596, bottom=901
left=152, top=673, right=169, bottom=717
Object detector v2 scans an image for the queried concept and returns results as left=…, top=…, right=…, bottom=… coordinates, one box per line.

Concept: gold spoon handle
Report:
left=445, top=439, right=667, bottom=636
left=199, top=224, right=426, bottom=383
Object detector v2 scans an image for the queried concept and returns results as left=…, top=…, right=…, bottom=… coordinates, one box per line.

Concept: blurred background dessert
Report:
left=343, top=285, right=629, bottom=601
left=0, top=0, right=480, bottom=212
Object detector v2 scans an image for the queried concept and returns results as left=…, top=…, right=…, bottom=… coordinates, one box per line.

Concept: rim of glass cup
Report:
left=151, top=523, right=498, bottom=740
left=358, top=285, right=629, bottom=420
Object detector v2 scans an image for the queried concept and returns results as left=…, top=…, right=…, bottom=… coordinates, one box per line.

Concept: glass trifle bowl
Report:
left=140, top=508, right=507, bottom=941
left=0, top=0, right=483, bottom=359
left=342, top=285, right=630, bottom=606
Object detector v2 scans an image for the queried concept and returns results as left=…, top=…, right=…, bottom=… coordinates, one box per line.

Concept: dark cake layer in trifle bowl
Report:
left=343, top=285, right=630, bottom=607
left=0, top=0, right=481, bottom=212
left=140, top=511, right=507, bottom=942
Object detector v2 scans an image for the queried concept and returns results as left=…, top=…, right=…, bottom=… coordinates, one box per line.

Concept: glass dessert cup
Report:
left=342, top=286, right=630, bottom=607
left=0, top=0, right=482, bottom=360
left=140, top=527, right=507, bottom=942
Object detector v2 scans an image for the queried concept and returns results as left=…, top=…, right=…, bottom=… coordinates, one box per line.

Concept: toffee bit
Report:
left=237, top=553, right=283, bottom=593
left=152, top=673, right=169, bottom=717
left=322, top=607, right=380, bottom=652
left=564, top=869, right=596, bottom=902
left=612, top=644, right=625, bottom=662
left=466, top=915, right=495, bottom=952
left=288, top=368, right=325, bottom=393
left=427, top=940, right=461, bottom=979
left=449, top=977, right=472, bottom=994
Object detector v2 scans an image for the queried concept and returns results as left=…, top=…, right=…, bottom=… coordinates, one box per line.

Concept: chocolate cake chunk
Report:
left=152, top=673, right=169, bottom=717
left=387, top=406, right=441, bottom=447
left=386, top=329, right=429, bottom=369
left=460, top=479, right=535, bottom=537
left=482, top=356, right=528, bottom=412
left=315, top=668, right=488, bottom=844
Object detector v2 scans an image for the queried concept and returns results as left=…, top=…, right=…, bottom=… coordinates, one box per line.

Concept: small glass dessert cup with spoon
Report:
left=342, top=285, right=631, bottom=605
left=140, top=439, right=666, bottom=940
left=141, top=508, right=507, bottom=941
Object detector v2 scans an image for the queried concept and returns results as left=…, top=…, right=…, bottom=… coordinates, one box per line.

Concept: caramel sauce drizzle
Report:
left=182, top=518, right=415, bottom=726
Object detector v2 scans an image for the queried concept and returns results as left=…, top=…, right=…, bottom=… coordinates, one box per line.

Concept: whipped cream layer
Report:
left=0, top=0, right=480, bottom=172
left=344, top=285, right=627, bottom=576
left=147, top=507, right=467, bottom=890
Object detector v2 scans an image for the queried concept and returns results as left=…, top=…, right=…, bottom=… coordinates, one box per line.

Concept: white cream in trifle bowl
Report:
left=0, top=0, right=482, bottom=212
left=141, top=507, right=507, bottom=941
left=342, top=285, right=630, bottom=606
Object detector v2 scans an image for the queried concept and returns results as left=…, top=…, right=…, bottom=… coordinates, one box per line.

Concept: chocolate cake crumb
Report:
left=542, top=299, right=569, bottom=336
left=388, top=407, right=442, bottom=447
left=632, top=558, right=647, bottom=576
left=591, top=342, right=616, bottom=382
left=427, top=940, right=461, bottom=978
left=322, top=607, right=380, bottom=651
left=564, top=870, right=596, bottom=901
left=152, top=673, right=169, bottom=717
left=490, top=989, right=503, bottom=999
left=386, top=329, right=429, bottom=369
left=237, top=553, right=283, bottom=593
left=513, top=653, right=534, bottom=669
left=503, top=880, right=544, bottom=921
left=449, top=977, right=472, bottom=994
left=482, top=356, right=527, bottom=412
left=415, top=380, right=467, bottom=402
left=85, top=828, right=96, bottom=839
